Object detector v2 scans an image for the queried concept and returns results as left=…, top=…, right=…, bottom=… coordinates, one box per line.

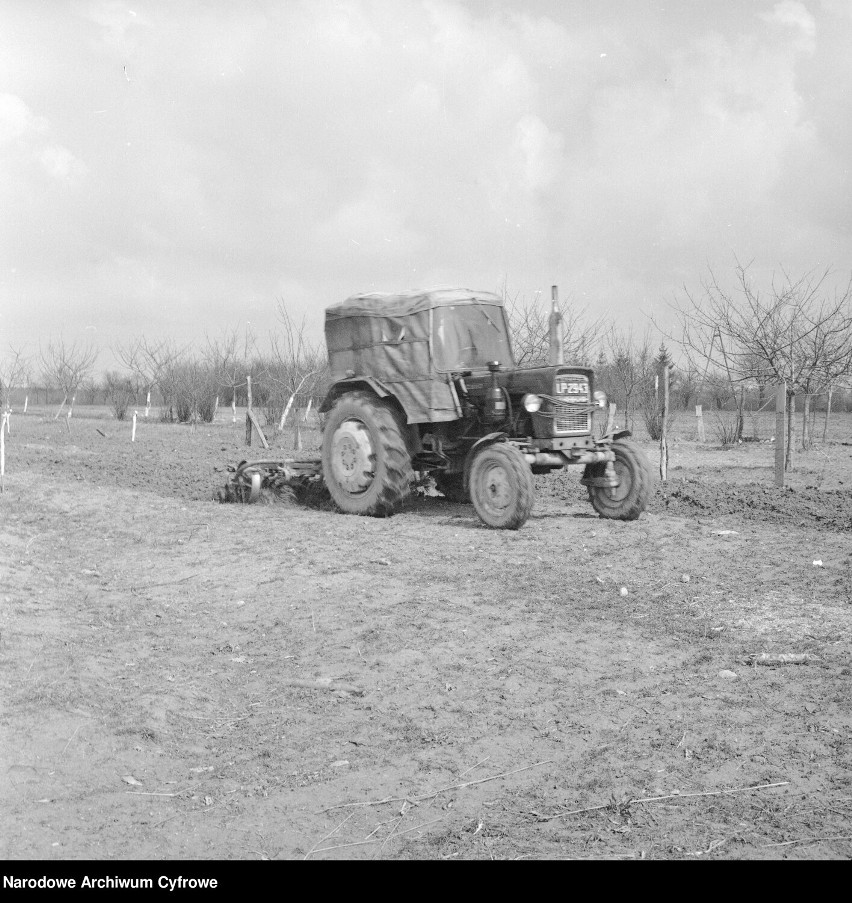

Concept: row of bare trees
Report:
left=0, top=301, right=329, bottom=428
left=2, top=265, right=851, bottom=457
left=668, top=263, right=852, bottom=467
left=500, top=269, right=852, bottom=458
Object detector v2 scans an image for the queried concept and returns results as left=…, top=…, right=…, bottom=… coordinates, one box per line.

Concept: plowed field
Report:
left=1, top=408, right=851, bottom=860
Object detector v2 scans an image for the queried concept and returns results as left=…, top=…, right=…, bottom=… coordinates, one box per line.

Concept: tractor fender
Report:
left=319, top=377, right=394, bottom=414
left=600, top=428, right=632, bottom=443
left=462, top=432, right=509, bottom=491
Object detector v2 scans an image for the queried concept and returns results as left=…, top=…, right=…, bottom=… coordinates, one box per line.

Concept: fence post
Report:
left=659, top=364, right=670, bottom=481
left=775, top=381, right=786, bottom=488
left=245, top=375, right=253, bottom=446
left=244, top=373, right=269, bottom=449
left=1, top=411, right=6, bottom=492
left=695, top=405, right=705, bottom=442
left=132, top=410, right=137, bottom=442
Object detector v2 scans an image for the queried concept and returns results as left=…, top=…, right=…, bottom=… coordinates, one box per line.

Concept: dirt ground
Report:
left=1, top=406, right=851, bottom=860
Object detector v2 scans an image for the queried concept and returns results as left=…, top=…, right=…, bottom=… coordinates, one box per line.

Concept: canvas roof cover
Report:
left=325, top=288, right=505, bottom=319
left=324, top=288, right=508, bottom=424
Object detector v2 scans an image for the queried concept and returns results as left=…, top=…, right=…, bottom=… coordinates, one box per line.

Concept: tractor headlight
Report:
left=594, top=390, right=607, bottom=409
left=522, top=393, right=542, bottom=413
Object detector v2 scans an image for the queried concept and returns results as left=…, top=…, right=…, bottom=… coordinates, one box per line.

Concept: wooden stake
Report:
left=247, top=410, right=269, bottom=449
left=695, top=404, right=705, bottom=442
left=131, top=410, right=138, bottom=442
left=775, top=382, right=786, bottom=487
left=822, top=385, right=832, bottom=442
left=1, top=411, right=6, bottom=492
left=659, top=364, right=670, bottom=482
left=246, top=374, right=254, bottom=446
left=23, top=396, right=28, bottom=414
left=245, top=374, right=269, bottom=448
left=145, top=390, right=151, bottom=418
left=231, top=391, right=236, bottom=424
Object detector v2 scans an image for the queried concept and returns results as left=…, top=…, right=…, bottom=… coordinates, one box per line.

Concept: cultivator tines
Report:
left=217, top=456, right=323, bottom=504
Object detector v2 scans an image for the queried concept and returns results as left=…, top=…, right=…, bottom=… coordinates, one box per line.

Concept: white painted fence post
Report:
left=145, top=391, right=151, bottom=418
left=775, top=382, right=786, bottom=488
left=23, top=396, right=28, bottom=414
left=695, top=405, right=705, bottom=442
left=1, top=411, right=6, bottom=492
left=132, top=410, right=138, bottom=442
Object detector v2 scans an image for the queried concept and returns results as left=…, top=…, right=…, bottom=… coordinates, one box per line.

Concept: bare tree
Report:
left=39, top=339, right=98, bottom=420
left=671, top=363, right=701, bottom=411
left=502, top=287, right=604, bottom=367
left=0, top=346, right=29, bottom=412
left=114, top=336, right=185, bottom=416
left=604, top=326, right=654, bottom=431
left=266, top=301, right=327, bottom=430
left=102, top=371, right=135, bottom=420
left=202, top=326, right=258, bottom=418
left=668, top=263, right=852, bottom=468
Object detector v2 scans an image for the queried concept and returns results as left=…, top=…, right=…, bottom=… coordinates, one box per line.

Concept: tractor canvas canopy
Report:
left=325, top=288, right=512, bottom=424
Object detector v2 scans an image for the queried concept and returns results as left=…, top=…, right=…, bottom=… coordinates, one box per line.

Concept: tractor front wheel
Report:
left=468, top=443, right=534, bottom=529
left=321, top=391, right=412, bottom=517
left=587, top=439, right=650, bottom=520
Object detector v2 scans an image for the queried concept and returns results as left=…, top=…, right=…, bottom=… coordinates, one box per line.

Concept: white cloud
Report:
left=763, top=1, right=817, bottom=50
left=39, top=145, right=84, bottom=182
left=0, top=94, right=47, bottom=144
left=2, top=1, right=851, bottom=352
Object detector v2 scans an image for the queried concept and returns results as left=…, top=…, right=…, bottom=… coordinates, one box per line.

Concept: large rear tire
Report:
left=321, top=391, right=412, bottom=517
left=587, top=439, right=650, bottom=520
left=468, top=443, right=534, bottom=529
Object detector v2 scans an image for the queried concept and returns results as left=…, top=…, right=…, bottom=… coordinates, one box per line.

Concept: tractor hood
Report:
left=463, top=364, right=595, bottom=397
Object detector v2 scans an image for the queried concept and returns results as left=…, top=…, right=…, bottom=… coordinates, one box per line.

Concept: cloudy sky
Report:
left=1, top=0, right=851, bottom=363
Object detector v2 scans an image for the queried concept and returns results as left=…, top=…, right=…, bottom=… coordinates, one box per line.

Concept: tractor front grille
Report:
left=552, top=373, right=591, bottom=435
left=554, top=404, right=591, bottom=434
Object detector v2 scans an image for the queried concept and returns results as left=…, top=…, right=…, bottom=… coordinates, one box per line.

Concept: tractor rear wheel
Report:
left=468, top=443, right=534, bottom=529
left=321, top=391, right=412, bottom=517
left=587, top=439, right=650, bottom=520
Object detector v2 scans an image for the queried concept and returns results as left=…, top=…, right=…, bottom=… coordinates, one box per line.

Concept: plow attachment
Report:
left=216, top=456, right=325, bottom=504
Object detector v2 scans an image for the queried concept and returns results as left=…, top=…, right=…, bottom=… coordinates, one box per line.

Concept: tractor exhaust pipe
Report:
left=549, top=284, right=564, bottom=366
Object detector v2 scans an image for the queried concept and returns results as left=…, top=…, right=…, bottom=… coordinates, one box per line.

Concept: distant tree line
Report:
left=2, top=264, right=851, bottom=463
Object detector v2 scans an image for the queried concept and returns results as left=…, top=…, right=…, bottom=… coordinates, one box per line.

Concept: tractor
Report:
left=314, top=287, right=650, bottom=529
